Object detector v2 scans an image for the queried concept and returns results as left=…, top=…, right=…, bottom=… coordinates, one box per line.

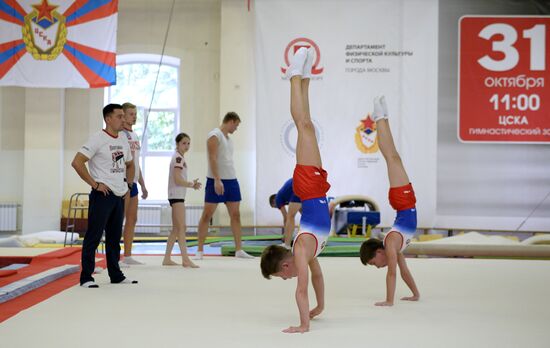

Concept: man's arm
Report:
left=138, top=167, right=148, bottom=199
left=207, top=136, right=224, bottom=195
left=397, top=253, right=420, bottom=301
left=72, top=152, right=110, bottom=195
left=279, top=206, right=288, bottom=224
left=124, top=160, right=135, bottom=198
left=308, top=257, right=324, bottom=319
left=125, top=160, right=135, bottom=186
left=71, top=153, right=96, bottom=188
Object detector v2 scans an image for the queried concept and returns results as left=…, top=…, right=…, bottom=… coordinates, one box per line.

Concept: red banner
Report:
left=459, top=16, right=550, bottom=143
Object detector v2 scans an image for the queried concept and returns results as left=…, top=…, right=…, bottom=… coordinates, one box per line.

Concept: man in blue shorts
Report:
left=195, top=112, right=254, bottom=259
left=269, top=178, right=302, bottom=247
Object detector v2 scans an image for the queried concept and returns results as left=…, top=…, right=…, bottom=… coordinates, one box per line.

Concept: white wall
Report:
left=0, top=87, right=25, bottom=203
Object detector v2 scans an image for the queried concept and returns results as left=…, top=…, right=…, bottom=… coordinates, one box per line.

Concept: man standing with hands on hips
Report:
left=72, top=104, right=138, bottom=288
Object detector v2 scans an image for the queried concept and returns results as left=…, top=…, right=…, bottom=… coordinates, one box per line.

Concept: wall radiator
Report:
left=0, top=203, right=18, bottom=232
left=134, top=204, right=204, bottom=234
left=135, top=205, right=162, bottom=233
left=185, top=205, right=204, bottom=233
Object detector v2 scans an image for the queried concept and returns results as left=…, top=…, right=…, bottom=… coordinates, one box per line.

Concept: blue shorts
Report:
left=392, top=208, right=417, bottom=235
left=204, top=178, right=242, bottom=203
left=299, top=197, right=331, bottom=237
left=130, top=183, right=138, bottom=198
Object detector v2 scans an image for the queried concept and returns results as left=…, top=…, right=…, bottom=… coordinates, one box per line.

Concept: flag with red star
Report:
left=0, top=0, right=118, bottom=88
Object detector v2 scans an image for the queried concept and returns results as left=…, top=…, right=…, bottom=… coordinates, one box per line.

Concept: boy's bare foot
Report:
left=182, top=259, right=199, bottom=268
left=162, top=259, right=178, bottom=266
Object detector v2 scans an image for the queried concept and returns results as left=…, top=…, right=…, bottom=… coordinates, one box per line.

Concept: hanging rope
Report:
left=141, top=0, right=176, bottom=139
left=514, top=190, right=550, bottom=232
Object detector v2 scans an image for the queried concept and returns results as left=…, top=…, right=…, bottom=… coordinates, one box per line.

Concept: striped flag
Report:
left=0, top=0, right=117, bottom=88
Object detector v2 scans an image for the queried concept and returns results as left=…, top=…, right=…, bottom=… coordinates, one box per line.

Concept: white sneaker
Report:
left=303, top=47, right=315, bottom=79
left=81, top=281, right=99, bottom=288
left=286, top=47, right=308, bottom=79
left=112, top=278, right=138, bottom=284
left=121, top=256, right=144, bottom=265
left=372, top=96, right=386, bottom=122
left=235, top=249, right=255, bottom=259
left=193, top=251, right=204, bottom=260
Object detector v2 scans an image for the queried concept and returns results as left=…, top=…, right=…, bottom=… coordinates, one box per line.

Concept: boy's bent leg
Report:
left=104, top=195, right=125, bottom=283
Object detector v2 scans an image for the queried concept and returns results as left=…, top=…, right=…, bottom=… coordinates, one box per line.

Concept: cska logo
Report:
left=23, top=0, right=67, bottom=60
left=355, top=114, right=379, bottom=154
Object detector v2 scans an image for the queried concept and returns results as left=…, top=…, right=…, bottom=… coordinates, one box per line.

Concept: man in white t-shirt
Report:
left=71, top=104, right=138, bottom=288
left=120, top=102, right=148, bottom=266
left=195, top=112, right=254, bottom=259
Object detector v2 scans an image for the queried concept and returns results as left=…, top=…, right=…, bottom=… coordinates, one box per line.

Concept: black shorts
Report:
left=168, top=199, right=185, bottom=206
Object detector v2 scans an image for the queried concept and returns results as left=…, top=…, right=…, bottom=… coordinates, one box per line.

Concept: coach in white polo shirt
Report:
left=71, top=104, right=137, bottom=288
left=195, top=112, right=253, bottom=259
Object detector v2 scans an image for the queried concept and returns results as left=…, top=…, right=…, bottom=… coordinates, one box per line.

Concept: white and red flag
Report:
left=0, top=0, right=117, bottom=88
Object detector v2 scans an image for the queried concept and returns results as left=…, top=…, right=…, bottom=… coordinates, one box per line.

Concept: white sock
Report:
left=303, top=47, right=315, bottom=79
left=193, top=251, right=204, bottom=260
left=235, top=249, right=255, bottom=259
left=372, top=96, right=386, bottom=122
left=286, top=47, right=308, bottom=79
left=380, top=95, right=389, bottom=117
left=81, top=281, right=99, bottom=288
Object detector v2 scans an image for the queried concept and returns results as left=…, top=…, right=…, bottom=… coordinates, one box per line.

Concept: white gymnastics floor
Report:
left=1, top=255, right=549, bottom=348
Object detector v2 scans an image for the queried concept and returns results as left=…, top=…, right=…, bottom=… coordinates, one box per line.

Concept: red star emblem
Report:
left=360, top=115, right=375, bottom=130
left=32, top=0, right=58, bottom=23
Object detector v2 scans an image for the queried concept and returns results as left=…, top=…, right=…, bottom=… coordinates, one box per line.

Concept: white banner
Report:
left=0, top=0, right=118, bottom=88
left=255, top=0, right=439, bottom=228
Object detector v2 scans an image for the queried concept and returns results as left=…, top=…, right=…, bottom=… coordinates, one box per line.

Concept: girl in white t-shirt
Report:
left=163, top=133, right=202, bottom=268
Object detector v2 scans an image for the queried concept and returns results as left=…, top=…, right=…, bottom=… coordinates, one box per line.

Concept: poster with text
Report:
left=459, top=16, right=550, bottom=143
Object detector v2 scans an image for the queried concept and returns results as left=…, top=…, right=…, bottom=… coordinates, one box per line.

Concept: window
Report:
left=105, top=54, right=180, bottom=201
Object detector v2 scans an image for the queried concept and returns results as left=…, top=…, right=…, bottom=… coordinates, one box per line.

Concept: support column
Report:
left=220, top=0, right=256, bottom=226
left=22, top=88, right=65, bottom=234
